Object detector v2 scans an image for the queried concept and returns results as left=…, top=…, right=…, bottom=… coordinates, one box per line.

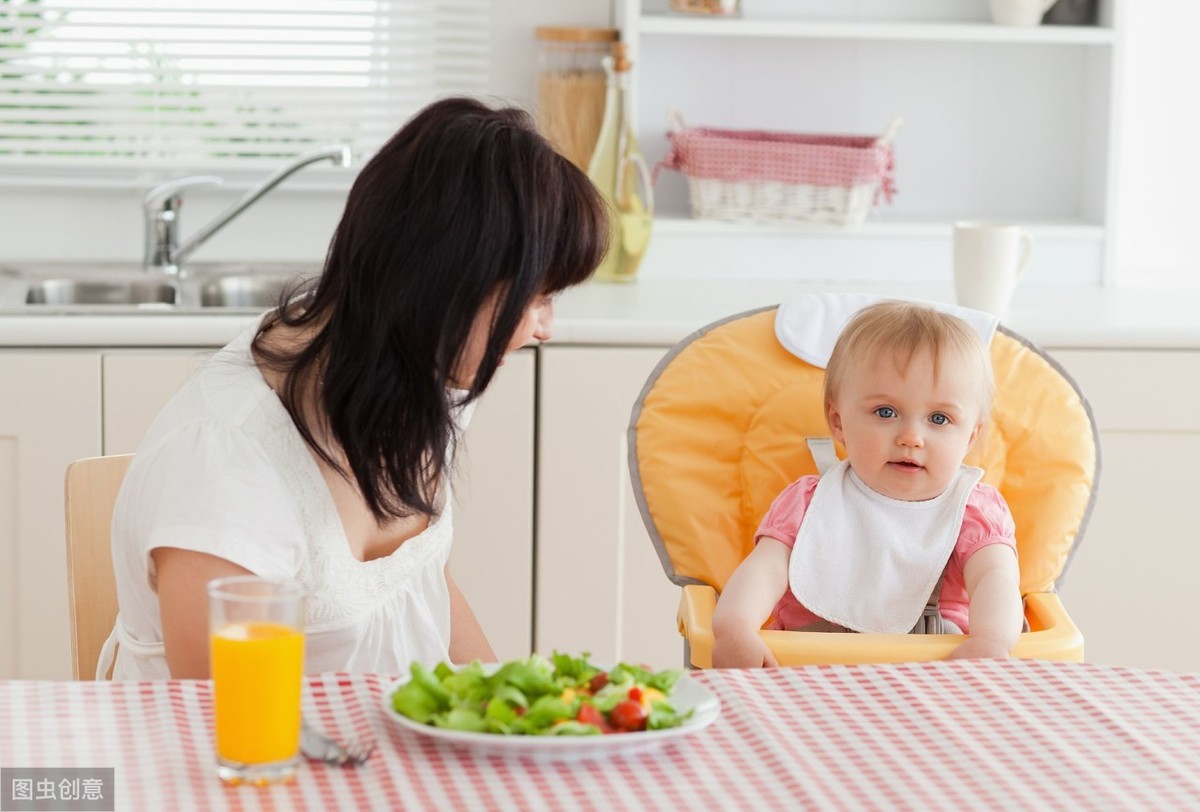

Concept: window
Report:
left=0, top=0, right=490, bottom=182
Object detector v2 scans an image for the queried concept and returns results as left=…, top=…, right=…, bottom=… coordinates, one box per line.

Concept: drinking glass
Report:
left=208, top=576, right=305, bottom=786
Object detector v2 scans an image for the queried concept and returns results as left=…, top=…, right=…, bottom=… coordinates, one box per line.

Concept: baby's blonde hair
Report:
left=824, top=300, right=995, bottom=421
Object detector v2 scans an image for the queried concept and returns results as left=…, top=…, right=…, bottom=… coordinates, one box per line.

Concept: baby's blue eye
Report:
left=874, top=406, right=896, bottom=419
left=930, top=412, right=950, bottom=426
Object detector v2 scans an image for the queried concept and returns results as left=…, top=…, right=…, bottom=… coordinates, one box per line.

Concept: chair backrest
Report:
left=629, top=307, right=1100, bottom=597
left=64, top=454, right=132, bottom=680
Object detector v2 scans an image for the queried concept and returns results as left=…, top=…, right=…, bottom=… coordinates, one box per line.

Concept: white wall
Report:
left=0, top=0, right=612, bottom=268
left=1112, top=1, right=1200, bottom=286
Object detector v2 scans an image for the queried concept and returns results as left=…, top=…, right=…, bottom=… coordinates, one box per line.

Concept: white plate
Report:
left=381, top=668, right=720, bottom=761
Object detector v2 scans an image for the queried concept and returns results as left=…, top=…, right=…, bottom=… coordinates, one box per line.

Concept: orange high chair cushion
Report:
left=630, top=307, right=1097, bottom=601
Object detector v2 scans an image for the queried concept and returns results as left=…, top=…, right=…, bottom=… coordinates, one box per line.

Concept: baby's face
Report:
left=827, top=348, right=983, bottom=502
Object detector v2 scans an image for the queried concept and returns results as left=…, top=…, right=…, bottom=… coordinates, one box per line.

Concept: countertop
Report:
left=1, top=278, right=1199, bottom=349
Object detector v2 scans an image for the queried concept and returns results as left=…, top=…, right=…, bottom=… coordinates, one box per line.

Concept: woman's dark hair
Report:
left=253, top=96, right=609, bottom=521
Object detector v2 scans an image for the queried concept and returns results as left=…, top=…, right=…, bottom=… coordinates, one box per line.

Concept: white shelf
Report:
left=624, top=0, right=1123, bottom=285
left=653, top=216, right=1106, bottom=241
left=638, top=15, right=1116, bottom=45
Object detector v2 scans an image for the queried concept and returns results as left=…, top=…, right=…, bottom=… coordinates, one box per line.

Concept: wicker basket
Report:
left=654, top=111, right=902, bottom=227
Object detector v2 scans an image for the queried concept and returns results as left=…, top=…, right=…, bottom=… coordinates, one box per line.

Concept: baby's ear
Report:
left=827, top=403, right=845, bottom=444
left=967, top=419, right=985, bottom=449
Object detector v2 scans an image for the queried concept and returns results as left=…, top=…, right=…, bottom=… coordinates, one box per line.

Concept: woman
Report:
left=105, top=97, right=609, bottom=679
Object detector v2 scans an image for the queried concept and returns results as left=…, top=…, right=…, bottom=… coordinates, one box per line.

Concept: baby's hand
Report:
left=711, top=629, right=779, bottom=669
left=948, top=635, right=1012, bottom=661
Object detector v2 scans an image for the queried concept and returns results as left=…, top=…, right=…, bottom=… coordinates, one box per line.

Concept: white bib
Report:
left=788, top=460, right=983, bottom=634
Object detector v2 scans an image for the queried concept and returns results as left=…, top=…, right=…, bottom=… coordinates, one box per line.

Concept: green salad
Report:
left=390, top=652, right=693, bottom=736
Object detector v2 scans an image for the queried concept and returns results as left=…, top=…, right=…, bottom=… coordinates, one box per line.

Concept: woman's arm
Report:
left=949, top=544, right=1023, bottom=660
left=711, top=537, right=791, bottom=668
left=445, top=565, right=496, bottom=664
left=152, top=547, right=255, bottom=679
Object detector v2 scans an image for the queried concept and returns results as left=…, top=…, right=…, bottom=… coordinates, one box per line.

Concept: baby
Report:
left=712, top=300, right=1024, bottom=668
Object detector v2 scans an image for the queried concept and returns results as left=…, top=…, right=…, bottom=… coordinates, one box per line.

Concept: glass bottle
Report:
left=586, top=42, right=653, bottom=284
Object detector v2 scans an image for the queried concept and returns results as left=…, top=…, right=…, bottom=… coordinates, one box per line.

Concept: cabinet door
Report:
left=102, top=351, right=213, bottom=454
left=103, top=348, right=537, bottom=663
left=537, top=346, right=682, bottom=669
left=0, top=352, right=101, bottom=679
left=1050, top=349, right=1200, bottom=674
left=450, top=350, right=536, bottom=661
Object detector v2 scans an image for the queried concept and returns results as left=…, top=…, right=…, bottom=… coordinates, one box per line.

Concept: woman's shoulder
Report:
left=139, top=330, right=285, bottom=451
left=114, top=414, right=309, bottom=577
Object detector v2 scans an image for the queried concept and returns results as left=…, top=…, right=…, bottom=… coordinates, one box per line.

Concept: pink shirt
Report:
left=756, top=475, right=1017, bottom=633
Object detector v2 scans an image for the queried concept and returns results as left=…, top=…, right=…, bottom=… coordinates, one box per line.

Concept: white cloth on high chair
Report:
left=788, top=460, right=983, bottom=634
left=775, top=293, right=999, bottom=368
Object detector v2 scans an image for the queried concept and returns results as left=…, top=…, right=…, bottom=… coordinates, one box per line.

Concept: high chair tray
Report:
left=678, top=585, right=1084, bottom=668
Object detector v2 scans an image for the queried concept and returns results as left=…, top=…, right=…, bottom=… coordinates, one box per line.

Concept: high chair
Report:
left=628, top=299, right=1097, bottom=667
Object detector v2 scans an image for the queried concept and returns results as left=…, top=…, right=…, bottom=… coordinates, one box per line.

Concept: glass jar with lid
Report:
left=534, top=26, right=619, bottom=171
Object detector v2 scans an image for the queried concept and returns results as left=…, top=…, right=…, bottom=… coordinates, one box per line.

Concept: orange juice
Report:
left=211, top=621, right=304, bottom=765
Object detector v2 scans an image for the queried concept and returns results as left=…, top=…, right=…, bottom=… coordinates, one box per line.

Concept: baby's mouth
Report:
left=889, top=459, right=924, bottom=471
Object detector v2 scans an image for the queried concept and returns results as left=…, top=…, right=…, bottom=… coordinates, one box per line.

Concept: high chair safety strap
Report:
left=806, top=437, right=840, bottom=476
left=909, top=571, right=961, bottom=635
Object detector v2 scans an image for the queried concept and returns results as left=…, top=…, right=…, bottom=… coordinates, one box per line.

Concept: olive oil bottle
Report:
left=586, top=42, right=653, bottom=283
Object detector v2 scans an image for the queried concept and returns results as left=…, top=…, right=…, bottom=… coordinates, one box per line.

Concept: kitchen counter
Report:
left=1, top=278, right=1199, bottom=349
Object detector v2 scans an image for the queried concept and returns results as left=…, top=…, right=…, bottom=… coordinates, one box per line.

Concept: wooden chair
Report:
left=64, top=454, right=133, bottom=680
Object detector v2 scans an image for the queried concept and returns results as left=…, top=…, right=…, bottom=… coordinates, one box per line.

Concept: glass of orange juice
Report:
left=208, top=576, right=305, bottom=786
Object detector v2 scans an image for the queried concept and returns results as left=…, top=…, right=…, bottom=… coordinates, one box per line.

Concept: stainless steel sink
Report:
left=3, top=262, right=321, bottom=312
left=199, top=274, right=302, bottom=308
left=26, top=277, right=178, bottom=306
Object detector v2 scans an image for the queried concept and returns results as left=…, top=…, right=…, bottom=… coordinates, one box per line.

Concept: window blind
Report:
left=0, top=0, right=490, bottom=182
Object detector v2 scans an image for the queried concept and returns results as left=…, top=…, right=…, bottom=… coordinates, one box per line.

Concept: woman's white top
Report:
left=106, top=318, right=471, bottom=680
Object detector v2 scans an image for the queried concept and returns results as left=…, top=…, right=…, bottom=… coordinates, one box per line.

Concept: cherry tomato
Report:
left=588, top=673, right=609, bottom=694
left=627, top=686, right=643, bottom=703
left=577, top=703, right=613, bottom=734
left=608, top=699, right=649, bottom=733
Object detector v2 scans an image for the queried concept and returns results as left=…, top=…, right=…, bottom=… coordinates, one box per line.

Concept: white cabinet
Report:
left=619, top=0, right=1123, bottom=285
left=99, top=348, right=537, bottom=663
left=536, top=346, right=684, bottom=670
left=0, top=352, right=101, bottom=680
left=102, top=351, right=213, bottom=455
left=1049, top=349, right=1200, bottom=674
left=447, top=351, right=536, bottom=661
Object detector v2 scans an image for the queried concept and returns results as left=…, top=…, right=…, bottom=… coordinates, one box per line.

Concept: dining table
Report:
left=2, top=657, right=1198, bottom=811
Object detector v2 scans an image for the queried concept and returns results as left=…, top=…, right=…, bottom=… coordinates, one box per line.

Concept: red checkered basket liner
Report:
left=654, top=110, right=902, bottom=227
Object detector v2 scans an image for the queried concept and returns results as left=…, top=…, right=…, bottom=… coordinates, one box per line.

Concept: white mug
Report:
left=952, top=222, right=1033, bottom=319
left=989, top=0, right=1056, bottom=26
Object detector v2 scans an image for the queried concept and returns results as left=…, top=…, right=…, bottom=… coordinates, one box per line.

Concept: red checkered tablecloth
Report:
left=3, top=658, right=1199, bottom=811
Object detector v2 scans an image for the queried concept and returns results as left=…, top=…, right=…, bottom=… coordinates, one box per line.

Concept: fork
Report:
left=300, top=722, right=375, bottom=767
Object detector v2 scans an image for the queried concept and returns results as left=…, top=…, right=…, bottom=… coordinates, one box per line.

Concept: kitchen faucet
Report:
left=142, top=144, right=353, bottom=276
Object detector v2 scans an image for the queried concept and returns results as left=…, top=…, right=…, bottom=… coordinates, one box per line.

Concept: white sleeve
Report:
left=117, top=419, right=308, bottom=589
